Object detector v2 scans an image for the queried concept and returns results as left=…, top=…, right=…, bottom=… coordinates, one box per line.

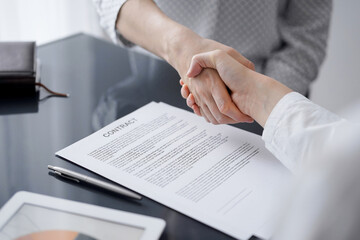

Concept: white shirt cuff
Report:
left=262, top=92, right=307, bottom=145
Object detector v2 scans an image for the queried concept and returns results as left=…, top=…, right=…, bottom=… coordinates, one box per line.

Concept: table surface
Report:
left=0, top=34, right=263, bottom=240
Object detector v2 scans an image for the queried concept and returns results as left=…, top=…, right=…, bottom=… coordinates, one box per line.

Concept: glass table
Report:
left=0, top=33, right=263, bottom=240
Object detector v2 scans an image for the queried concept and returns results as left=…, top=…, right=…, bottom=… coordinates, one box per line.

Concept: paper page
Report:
left=56, top=102, right=290, bottom=239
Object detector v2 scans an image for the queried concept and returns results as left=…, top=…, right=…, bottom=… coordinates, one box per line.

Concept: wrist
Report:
left=242, top=73, right=292, bottom=127
left=164, top=27, right=202, bottom=75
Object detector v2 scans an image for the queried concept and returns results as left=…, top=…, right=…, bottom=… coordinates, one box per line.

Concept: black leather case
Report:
left=0, top=42, right=37, bottom=95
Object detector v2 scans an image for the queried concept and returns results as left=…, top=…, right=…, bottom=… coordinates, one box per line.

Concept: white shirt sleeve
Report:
left=262, top=92, right=346, bottom=173
left=271, top=99, right=360, bottom=240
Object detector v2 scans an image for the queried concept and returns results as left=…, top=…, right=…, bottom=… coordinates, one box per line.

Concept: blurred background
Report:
left=0, top=0, right=359, bottom=116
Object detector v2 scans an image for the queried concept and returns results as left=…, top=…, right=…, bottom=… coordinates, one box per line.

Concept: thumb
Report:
left=186, top=49, right=254, bottom=79
left=186, top=51, right=219, bottom=78
left=187, top=50, right=250, bottom=91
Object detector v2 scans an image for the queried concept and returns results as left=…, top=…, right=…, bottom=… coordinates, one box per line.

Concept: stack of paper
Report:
left=56, top=102, right=290, bottom=239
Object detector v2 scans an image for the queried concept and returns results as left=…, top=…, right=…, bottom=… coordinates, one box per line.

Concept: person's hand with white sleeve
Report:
left=182, top=50, right=292, bottom=127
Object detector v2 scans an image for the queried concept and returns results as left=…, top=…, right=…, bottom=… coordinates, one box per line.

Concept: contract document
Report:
left=56, top=102, right=290, bottom=239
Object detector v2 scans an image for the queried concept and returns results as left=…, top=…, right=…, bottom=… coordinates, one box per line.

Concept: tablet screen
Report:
left=0, top=203, right=144, bottom=240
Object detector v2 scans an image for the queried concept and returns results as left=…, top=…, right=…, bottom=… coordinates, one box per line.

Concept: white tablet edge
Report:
left=0, top=191, right=166, bottom=240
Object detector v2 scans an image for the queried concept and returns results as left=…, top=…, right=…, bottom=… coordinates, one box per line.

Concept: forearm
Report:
left=116, top=0, right=199, bottom=69
left=243, top=73, right=292, bottom=127
left=262, top=92, right=344, bottom=173
left=255, top=78, right=293, bottom=128
left=118, top=1, right=251, bottom=124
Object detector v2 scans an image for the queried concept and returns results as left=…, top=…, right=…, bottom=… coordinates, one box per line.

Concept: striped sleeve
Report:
left=92, top=0, right=134, bottom=46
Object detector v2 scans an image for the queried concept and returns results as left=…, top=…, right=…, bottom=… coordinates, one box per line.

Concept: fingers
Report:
left=187, top=94, right=202, bottom=116
left=182, top=84, right=201, bottom=115
left=182, top=47, right=256, bottom=124
left=225, top=47, right=255, bottom=71
left=181, top=84, right=190, bottom=99
left=181, top=69, right=253, bottom=124
left=185, top=86, right=252, bottom=123
left=188, top=92, right=220, bottom=124
left=205, top=97, right=239, bottom=124
left=200, top=108, right=209, bottom=123
left=192, top=103, right=201, bottom=116
left=200, top=104, right=219, bottom=124
left=211, top=80, right=253, bottom=123
left=186, top=93, right=195, bottom=106
left=187, top=69, right=252, bottom=124
left=182, top=80, right=224, bottom=124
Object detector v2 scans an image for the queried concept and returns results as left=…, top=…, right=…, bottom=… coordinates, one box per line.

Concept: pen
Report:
left=48, top=165, right=142, bottom=200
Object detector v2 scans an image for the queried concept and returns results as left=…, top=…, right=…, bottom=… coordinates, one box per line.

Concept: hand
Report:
left=184, top=50, right=292, bottom=127
left=184, top=50, right=254, bottom=118
left=181, top=68, right=253, bottom=124
left=115, top=2, right=253, bottom=124
left=167, top=30, right=254, bottom=124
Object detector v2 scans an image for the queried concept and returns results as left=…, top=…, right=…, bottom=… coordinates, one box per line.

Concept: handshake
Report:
left=178, top=49, right=292, bottom=128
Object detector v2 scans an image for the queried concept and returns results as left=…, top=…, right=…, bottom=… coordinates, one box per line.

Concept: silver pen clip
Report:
left=54, top=171, right=80, bottom=183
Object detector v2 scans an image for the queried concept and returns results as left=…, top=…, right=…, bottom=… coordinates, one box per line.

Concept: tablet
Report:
left=0, top=191, right=165, bottom=240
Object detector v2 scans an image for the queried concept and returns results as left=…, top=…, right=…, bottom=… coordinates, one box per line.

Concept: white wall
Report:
left=0, top=0, right=359, bottom=116
left=311, top=0, right=360, bottom=115
left=0, top=0, right=105, bottom=44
